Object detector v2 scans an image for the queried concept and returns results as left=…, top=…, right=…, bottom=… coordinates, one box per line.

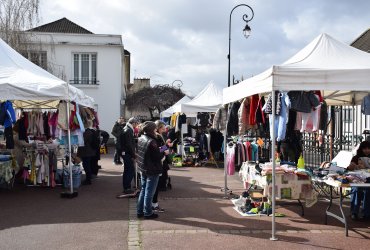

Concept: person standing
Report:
left=120, top=117, right=139, bottom=194
left=151, top=120, right=174, bottom=213
left=77, top=120, right=96, bottom=185
left=111, top=117, right=125, bottom=164
left=347, top=140, right=370, bottom=220
left=136, top=121, right=168, bottom=219
left=91, top=126, right=102, bottom=177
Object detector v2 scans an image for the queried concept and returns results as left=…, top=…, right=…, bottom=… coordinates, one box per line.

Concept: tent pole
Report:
left=270, top=90, right=278, bottom=241
left=351, top=105, right=355, bottom=150
left=66, top=100, right=73, bottom=194
left=61, top=83, right=77, bottom=198
left=223, top=129, right=228, bottom=198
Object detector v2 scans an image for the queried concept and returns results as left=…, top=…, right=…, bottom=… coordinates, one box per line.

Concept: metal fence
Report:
left=302, top=105, right=370, bottom=168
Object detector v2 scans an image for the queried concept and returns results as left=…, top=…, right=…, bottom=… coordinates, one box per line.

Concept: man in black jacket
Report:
left=111, top=117, right=125, bottom=164
left=120, top=117, right=139, bottom=194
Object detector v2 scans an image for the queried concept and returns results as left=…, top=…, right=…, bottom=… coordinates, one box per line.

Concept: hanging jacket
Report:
left=263, top=92, right=282, bottom=115
left=255, top=95, right=266, bottom=124
left=227, top=101, right=241, bottom=136
left=361, top=94, right=370, bottom=115
left=2, top=101, right=16, bottom=128
left=212, top=106, right=228, bottom=131
left=238, top=98, right=250, bottom=135
left=288, top=91, right=319, bottom=113
left=249, top=94, right=260, bottom=125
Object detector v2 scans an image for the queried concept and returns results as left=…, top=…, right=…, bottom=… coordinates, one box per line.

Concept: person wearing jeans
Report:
left=137, top=173, right=159, bottom=217
left=136, top=121, right=168, bottom=219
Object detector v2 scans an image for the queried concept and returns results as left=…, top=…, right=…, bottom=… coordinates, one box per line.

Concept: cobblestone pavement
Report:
left=1, top=150, right=369, bottom=250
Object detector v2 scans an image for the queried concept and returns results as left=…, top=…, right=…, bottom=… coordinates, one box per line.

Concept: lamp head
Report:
left=243, top=23, right=251, bottom=39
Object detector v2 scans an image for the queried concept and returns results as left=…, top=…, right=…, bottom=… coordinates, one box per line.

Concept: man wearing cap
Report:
left=120, top=117, right=139, bottom=194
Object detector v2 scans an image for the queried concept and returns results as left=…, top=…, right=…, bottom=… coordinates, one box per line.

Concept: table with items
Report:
left=311, top=169, right=370, bottom=236
left=238, top=161, right=317, bottom=216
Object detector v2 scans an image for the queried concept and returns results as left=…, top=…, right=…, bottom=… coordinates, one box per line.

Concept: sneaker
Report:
left=123, top=189, right=135, bottom=195
left=144, top=213, right=159, bottom=219
left=152, top=206, right=165, bottom=213
left=137, top=213, right=144, bottom=218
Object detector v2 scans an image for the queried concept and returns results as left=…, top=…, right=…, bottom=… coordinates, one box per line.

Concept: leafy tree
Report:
left=126, top=84, right=185, bottom=119
left=0, top=0, right=40, bottom=51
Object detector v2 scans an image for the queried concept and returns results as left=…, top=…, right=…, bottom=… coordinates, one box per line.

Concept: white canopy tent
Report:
left=175, top=81, right=223, bottom=114
left=223, top=33, right=370, bottom=106
left=0, top=37, right=95, bottom=196
left=0, top=38, right=94, bottom=108
left=160, top=95, right=193, bottom=118
left=222, top=33, right=370, bottom=240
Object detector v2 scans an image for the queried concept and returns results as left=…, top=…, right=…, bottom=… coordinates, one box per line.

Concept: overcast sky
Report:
left=40, top=0, right=370, bottom=96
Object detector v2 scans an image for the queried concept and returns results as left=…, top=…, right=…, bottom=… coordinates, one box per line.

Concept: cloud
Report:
left=39, top=0, right=370, bottom=96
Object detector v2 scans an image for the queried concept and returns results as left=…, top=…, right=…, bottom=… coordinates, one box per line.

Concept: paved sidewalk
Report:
left=1, top=150, right=369, bottom=250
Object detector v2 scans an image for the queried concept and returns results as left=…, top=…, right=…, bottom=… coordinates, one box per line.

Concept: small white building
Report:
left=25, top=18, right=128, bottom=134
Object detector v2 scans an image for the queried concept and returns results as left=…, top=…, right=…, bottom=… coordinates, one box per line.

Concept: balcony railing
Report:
left=69, top=79, right=99, bottom=85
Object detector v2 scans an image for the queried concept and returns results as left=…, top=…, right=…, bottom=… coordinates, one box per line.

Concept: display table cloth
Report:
left=239, top=162, right=316, bottom=201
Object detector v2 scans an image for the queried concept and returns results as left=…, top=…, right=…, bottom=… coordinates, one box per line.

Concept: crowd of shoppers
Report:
left=109, top=116, right=175, bottom=219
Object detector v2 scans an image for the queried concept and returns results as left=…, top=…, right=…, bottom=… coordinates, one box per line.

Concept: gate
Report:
left=302, top=105, right=370, bottom=168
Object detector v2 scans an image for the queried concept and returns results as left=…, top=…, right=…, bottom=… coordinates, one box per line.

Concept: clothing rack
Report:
left=0, top=150, right=15, bottom=190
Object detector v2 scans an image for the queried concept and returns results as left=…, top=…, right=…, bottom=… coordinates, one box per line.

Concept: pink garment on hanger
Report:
left=227, top=145, right=235, bottom=175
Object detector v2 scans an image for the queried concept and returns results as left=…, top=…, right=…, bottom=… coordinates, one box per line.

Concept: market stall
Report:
left=0, top=38, right=94, bottom=195
left=160, top=95, right=192, bottom=118
left=172, top=81, right=224, bottom=166
left=222, top=33, right=370, bottom=239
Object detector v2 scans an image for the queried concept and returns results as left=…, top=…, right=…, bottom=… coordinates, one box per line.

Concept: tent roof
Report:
left=160, top=95, right=192, bottom=117
left=0, top=38, right=94, bottom=108
left=175, top=81, right=223, bottom=113
left=223, top=33, right=370, bottom=105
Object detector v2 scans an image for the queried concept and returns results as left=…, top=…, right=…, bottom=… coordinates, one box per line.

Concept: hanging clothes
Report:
left=195, top=112, right=211, bottom=127
left=212, top=105, right=228, bottom=131
left=263, top=92, right=282, bottom=115
left=267, top=92, right=291, bottom=142
left=227, top=144, right=235, bottom=175
left=361, top=94, right=370, bottom=115
left=300, top=93, right=321, bottom=133
left=249, top=94, right=260, bottom=126
left=209, top=129, right=223, bottom=153
left=319, top=101, right=328, bottom=133
left=238, top=98, right=251, bottom=135
left=227, top=101, right=241, bottom=136
left=57, top=101, right=68, bottom=130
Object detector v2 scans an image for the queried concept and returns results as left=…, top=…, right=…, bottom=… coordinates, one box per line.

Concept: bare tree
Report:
left=0, top=0, right=40, bottom=51
left=126, top=84, right=185, bottom=119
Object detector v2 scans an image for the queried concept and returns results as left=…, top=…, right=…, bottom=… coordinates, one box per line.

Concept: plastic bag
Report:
left=297, top=154, right=305, bottom=169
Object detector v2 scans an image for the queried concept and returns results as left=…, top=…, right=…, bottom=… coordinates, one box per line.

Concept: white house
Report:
left=25, top=17, right=128, bottom=134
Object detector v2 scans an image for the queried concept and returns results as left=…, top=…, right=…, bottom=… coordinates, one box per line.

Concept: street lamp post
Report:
left=227, top=4, right=254, bottom=87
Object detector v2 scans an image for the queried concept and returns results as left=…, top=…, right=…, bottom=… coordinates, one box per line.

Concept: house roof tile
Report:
left=28, top=17, right=93, bottom=34
left=351, top=28, right=370, bottom=52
